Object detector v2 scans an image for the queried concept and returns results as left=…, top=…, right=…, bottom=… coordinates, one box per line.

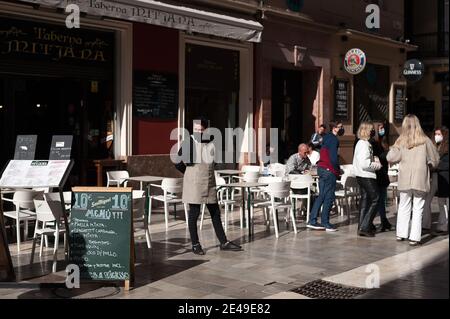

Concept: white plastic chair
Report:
left=267, top=163, right=286, bottom=177
left=340, top=164, right=354, bottom=175
left=200, top=177, right=244, bottom=233
left=30, top=194, right=67, bottom=273
left=106, top=170, right=129, bottom=187
left=2, top=190, right=43, bottom=253
left=132, top=190, right=151, bottom=248
left=290, top=174, right=314, bottom=223
left=254, top=181, right=297, bottom=238
left=241, top=165, right=261, bottom=173
left=148, top=178, right=188, bottom=231
left=39, top=192, right=71, bottom=249
left=388, top=165, right=399, bottom=210
left=335, top=174, right=359, bottom=220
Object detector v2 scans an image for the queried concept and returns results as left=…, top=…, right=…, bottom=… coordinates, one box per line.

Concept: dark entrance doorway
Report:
left=0, top=76, right=114, bottom=186
left=271, top=68, right=302, bottom=163
left=184, top=43, right=240, bottom=166
left=0, top=17, right=115, bottom=186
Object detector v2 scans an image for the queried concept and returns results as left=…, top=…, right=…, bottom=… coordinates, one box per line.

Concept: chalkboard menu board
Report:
left=14, top=135, right=37, bottom=160
left=49, top=135, right=73, bottom=160
left=334, top=79, right=349, bottom=120
left=394, top=85, right=406, bottom=123
left=133, top=71, right=178, bottom=119
left=69, top=187, right=133, bottom=282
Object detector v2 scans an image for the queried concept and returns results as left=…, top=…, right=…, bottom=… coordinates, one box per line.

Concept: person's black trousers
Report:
left=188, top=203, right=227, bottom=246
left=356, top=177, right=380, bottom=233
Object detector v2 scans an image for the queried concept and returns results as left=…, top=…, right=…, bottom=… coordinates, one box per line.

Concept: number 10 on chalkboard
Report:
left=73, top=193, right=129, bottom=210
left=112, top=195, right=129, bottom=210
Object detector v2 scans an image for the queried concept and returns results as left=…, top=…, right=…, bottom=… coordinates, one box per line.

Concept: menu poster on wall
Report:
left=334, top=79, right=349, bottom=120
left=14, top=135, right=37, bottom=160
left=49, top=135, right=73, bottom=160
left=394, top=85, right=407, bottom=123
left=69, top=187, right=133, bottom=287
left=133, top=71, right=178, bottom=119
left=0, top=160, right=71, bottom=188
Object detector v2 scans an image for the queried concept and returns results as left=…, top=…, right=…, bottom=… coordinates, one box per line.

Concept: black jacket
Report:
left=371, top=139, right=390, bottom=188
left=436, top=152, right=449, bottom=198
left=174, top=135, right=214, bottom=174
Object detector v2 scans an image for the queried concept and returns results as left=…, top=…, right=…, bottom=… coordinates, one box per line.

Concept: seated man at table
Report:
left=285, top=143, right=312, bottom=176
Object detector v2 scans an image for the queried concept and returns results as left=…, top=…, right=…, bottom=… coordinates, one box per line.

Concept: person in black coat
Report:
left=434, top=127, right=449, bottom=233
left=370, top=123, right=393, bottom=231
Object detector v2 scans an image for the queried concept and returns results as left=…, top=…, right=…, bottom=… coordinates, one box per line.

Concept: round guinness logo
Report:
left=403, top=59, right=424, bottom=82
left=344, top=48, right=367, bottom=75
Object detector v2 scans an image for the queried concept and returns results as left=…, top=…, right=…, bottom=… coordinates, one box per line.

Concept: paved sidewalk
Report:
left=1, top=199, right=448, bottom=299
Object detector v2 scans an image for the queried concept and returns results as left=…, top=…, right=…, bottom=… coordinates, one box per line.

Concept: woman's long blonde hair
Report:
left=394, top=114, right=428, bottom=149
left=357, top=122, right=374, bottom=141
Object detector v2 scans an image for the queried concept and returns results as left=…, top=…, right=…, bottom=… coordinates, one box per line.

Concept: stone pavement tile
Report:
left=230, top=262, right=258, bottom=269
left=185, top=280, right=227, bottom=294
left=264, top=291, right=310, bottom=299
left=324, top=239, right=449, bottom=288
left=201, top=293, right=233, bottom=299
left=355, top=260, right=449, bottom=299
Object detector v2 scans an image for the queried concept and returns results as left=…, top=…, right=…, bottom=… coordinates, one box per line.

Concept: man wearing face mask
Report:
left=175, top=117, right=242, bottom=255
left=307, top=121, right=344, bottom=232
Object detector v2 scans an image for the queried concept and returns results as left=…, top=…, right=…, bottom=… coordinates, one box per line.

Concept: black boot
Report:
left=220, top=241, right=242, bottom=251
left=380, top=219, right=392, bottom=232
left=192, top=243, right=205, bottom=255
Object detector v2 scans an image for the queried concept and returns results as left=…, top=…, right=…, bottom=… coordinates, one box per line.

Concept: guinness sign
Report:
left=403, top=59, right=424, bottom=83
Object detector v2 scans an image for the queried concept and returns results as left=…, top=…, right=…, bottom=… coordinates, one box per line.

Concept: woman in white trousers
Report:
left=387, top=115, right=440, bottom=245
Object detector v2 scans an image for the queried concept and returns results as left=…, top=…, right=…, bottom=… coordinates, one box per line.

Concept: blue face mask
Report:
left=378, top=129, right=385, bottom=137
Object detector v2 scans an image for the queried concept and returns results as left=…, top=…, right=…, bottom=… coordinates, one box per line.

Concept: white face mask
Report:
left=435, top=135, right=443, bottom=144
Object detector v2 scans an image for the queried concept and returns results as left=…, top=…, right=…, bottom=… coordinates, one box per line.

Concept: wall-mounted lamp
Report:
left=0, top=105, right=3, bottom=110
left=258, top=0, right=266, bottom=19
left=294, top=46, right=307, bottom=66
left=36, top=104, right=41, bottom=108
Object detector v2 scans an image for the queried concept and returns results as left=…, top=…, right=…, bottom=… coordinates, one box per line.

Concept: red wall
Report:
left=132, top=23, right=179, bottom=155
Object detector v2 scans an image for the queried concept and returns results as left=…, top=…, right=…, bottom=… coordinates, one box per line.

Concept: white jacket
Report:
left=352, top=139, right=381, bottom=179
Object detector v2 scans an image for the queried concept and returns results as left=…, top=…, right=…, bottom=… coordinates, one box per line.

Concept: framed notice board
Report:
left=69, top=187, right=134, bottom=289
left=49, top=135, right=73, bottom=160
left=14, top=135, right=37, bottom=160
left=334, top=78, right=349, bottom=120
left=133, top=71, right=178, bottom=119
left=393, top=84, right=407, bottom=123
left=0, top=160, right=72, bottom=188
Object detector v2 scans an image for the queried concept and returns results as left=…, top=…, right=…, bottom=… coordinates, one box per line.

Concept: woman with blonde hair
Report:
left=387, top=114, right=439, bottom=245
left=353, top=122, right=382, bottom=237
